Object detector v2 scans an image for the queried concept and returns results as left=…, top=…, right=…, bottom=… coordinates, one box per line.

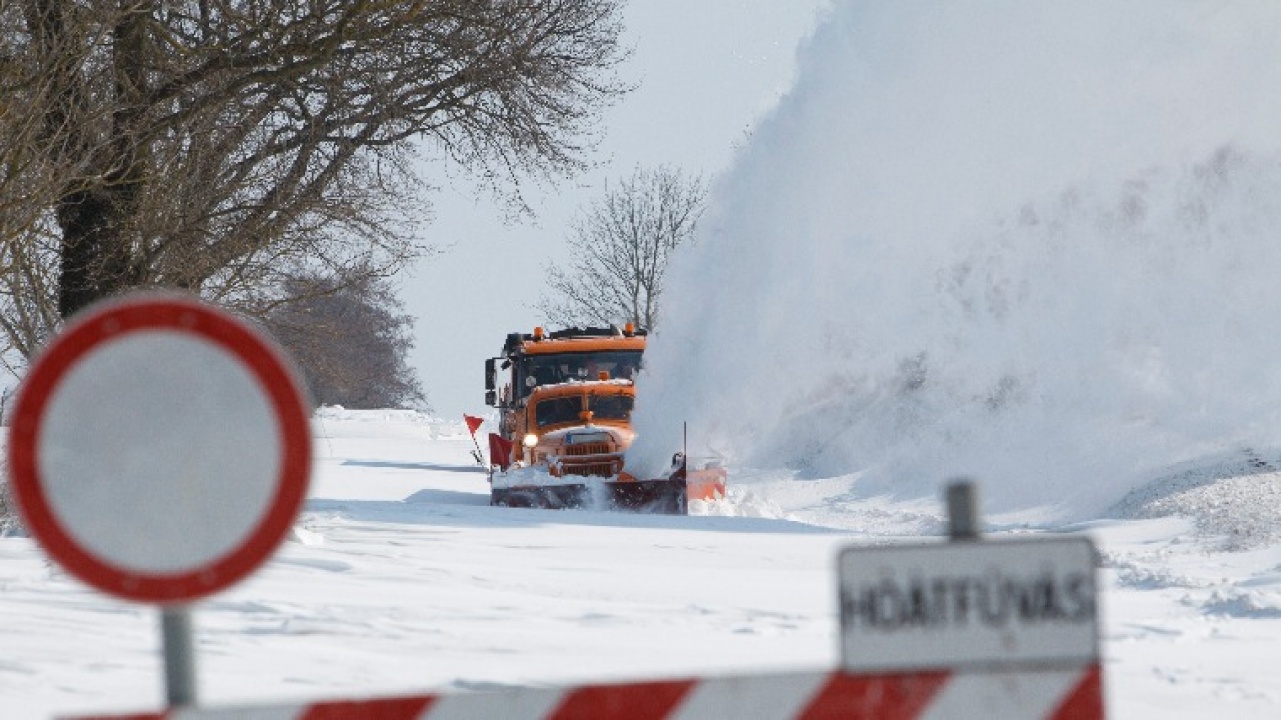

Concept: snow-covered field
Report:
left=3, top=4, right=1279, bottom=718
left=3, top=409, right=1280, bottom=718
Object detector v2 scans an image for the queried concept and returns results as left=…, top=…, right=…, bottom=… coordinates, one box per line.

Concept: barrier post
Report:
left=945, top=478, right=979, bottom=541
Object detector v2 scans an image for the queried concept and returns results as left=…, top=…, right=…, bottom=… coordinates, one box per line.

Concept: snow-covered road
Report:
left=2, top=409, right=1280, bottom=718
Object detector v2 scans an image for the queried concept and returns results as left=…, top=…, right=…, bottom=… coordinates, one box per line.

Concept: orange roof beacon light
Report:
left=623, top=322, right=635, bottom=336
left=533, top=326, right=545, bottom=341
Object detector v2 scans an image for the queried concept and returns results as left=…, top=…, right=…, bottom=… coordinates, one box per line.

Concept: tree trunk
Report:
left=56, top=188, right=135, bottom=318
left=52, top=3, right=149, bottom=319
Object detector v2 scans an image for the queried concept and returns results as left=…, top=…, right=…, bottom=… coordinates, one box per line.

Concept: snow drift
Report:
left=630, top=1, right=1281, bottom=518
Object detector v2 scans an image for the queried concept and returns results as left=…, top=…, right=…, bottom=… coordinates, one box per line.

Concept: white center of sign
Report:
left=37, top=330, right=281, bottom=574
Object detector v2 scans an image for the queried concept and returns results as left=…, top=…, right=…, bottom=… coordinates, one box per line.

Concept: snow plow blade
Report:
left=488, top=456, right=725, bottom=514
left=604, top=455, right=727, bottom=512
left=605, top=477, right=689, bottom=514
left=490, top=477, right=687, bottom=514
left=608, top=454, right=726, bottom=513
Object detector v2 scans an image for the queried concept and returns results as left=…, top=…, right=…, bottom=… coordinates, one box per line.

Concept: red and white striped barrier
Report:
left=69, top=663, right=1101, bottom=720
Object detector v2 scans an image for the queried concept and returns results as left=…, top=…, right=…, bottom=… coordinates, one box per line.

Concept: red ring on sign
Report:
left=7, top=294, right=311, bottom=604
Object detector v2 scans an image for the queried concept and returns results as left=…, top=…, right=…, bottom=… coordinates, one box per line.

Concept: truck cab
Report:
left=486, top=324, right=646, bottom=477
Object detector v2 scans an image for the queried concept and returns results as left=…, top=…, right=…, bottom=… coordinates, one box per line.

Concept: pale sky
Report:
left=402, top=1, right=830, bottom=418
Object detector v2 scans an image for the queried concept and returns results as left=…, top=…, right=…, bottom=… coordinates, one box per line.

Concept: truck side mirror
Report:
left=485, top=390, right=497, bottom=407
left=485, top=358, right=496, bottom=391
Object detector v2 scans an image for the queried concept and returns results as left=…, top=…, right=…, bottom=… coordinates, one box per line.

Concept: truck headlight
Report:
left=523, top=433, right=539, bottom=448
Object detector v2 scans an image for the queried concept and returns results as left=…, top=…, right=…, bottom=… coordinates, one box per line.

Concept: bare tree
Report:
left=0, top=0, right=627, bottom=368
left=538, top=165, right=707, bottom=330
left=262, top=268, right=426, bottom=410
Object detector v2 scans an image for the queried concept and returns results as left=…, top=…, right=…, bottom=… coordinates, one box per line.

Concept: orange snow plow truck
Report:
left=483, top=324, right=725, bottom=514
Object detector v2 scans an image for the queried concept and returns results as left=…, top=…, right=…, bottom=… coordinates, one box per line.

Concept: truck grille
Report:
left=562, top=442, right=613, bottom=457
left=559, top=459, right=622, bottom=477
left=553, top=443, right=621, bottom=477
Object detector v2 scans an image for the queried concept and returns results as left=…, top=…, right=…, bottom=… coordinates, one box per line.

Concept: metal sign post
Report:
left=945, top=478, right=980, bottom=540
left=162, top=607, right=197, bottom=707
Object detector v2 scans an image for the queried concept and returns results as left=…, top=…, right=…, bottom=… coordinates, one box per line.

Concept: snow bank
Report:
left=313, top=405, right=467, bottom=439
left=1113, top=449, right=1281, bottom=551
left=631, top=1, right=1281, bottom=519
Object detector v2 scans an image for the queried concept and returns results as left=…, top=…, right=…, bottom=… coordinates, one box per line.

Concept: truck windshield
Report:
left=535, top=394, right=635, bottom=427
left=520, top=350, right=642, bottom=395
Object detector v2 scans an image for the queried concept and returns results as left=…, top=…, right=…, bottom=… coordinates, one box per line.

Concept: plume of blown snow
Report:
left=628, top=1, right=1281, bottom=519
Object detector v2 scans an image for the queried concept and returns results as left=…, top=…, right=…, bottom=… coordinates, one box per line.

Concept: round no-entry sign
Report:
left=7, top=294, right=311, bottom=604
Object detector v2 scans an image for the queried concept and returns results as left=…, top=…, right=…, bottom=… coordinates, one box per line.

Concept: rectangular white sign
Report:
left=838, top=536, right=1098, bottom=672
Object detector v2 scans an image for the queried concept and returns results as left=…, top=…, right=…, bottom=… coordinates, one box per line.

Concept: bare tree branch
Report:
left=537, top=165, right=707, bottom=330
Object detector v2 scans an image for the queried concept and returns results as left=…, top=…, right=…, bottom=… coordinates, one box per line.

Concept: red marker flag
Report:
left=489, top=433, right=514, bottom=471
left=463, top=414, right=484, bottom=436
